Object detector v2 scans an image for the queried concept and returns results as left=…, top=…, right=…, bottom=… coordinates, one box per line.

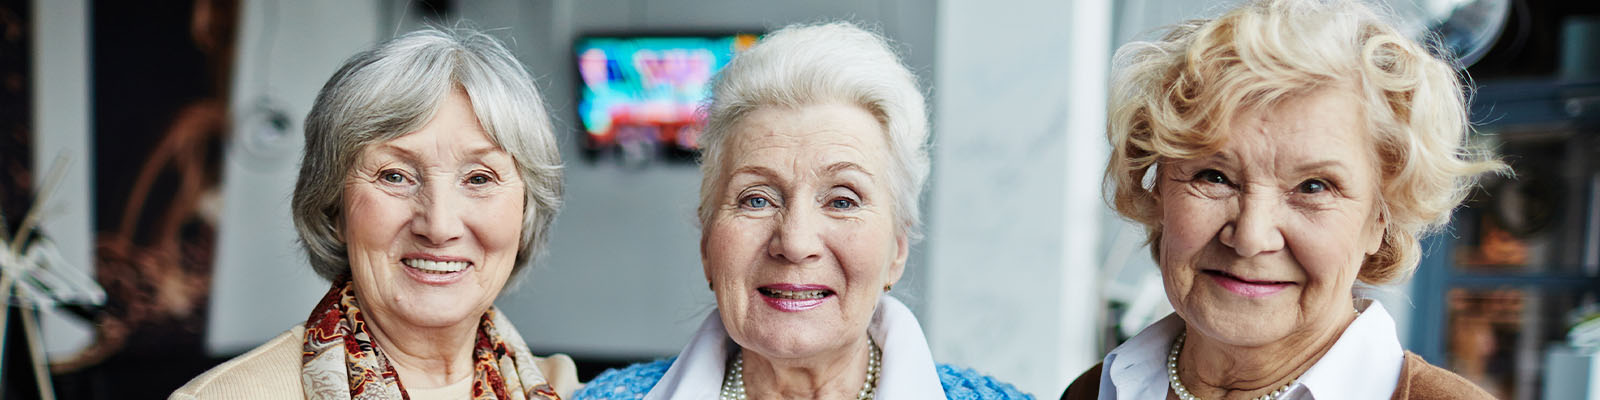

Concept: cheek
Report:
left=1285, top=217, right=1369, bottom=284
left=1157, top=198, right=1220, bottom=265
left=343, top=188, right=409, bottom=248
left=703, top=218, right=763, bottom=282
left=474, top=195, right=526, bottom=251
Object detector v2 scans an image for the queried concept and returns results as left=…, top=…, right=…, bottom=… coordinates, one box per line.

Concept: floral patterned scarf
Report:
left=300, top=279, right=562, bottom=400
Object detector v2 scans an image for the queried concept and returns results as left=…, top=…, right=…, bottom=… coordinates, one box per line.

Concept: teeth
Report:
left=760, top=288, right=830, bottom=300
left=403, top=259, right=470, bottom=274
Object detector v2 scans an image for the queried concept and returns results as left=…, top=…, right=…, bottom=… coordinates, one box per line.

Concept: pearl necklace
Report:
left=720, top=340, right=882, bottom=400
left=1167, top=331, right=1297, bottom=400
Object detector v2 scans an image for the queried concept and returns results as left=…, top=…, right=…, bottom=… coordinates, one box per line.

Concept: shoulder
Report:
left=533, top=353, right=583, bottom=399
left=169, top=326, right=306, bottom=400
left=1059, top=363, right=1102, bottom=400
left=570, top=358, right=675, bottom=400
left=936, top=364, right=1035, bottom=400
left=1392, top=352, right=1495, bottom=400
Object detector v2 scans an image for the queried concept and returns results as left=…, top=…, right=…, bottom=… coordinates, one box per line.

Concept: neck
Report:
left=361, top=307, right=483, bottom=389
left=1178, top=311, right=1357, bottom=400
left=741, top=335, right=872, bottom=400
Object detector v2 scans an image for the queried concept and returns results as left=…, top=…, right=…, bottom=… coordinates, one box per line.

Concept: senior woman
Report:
left=172, top=27, right=577, bottom=400
left=1060, top=0, right=1503, bottom=399
left=574, top=22, right=1028, bottom=400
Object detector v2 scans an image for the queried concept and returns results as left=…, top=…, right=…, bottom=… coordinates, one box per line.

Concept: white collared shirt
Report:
left=1097, top=299, right=1405, bottom=400
left=644, top=295, right=949, bottom=400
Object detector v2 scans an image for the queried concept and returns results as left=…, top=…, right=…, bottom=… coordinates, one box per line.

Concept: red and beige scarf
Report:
left=299, top=279, right=561, bottom=400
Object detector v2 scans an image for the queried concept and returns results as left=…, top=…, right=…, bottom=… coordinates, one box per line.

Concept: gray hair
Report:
left=292, top=27, right=564, bottom=281
left=697, top=21, right=930, bottom=241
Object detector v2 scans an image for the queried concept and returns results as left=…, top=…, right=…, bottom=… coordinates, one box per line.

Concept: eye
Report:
left=466, top=173, right=492, bottom=185
left=1195, top=169, right=1231, bottom=185
left=1297, top=179, right=1329, bottom=194
left=381, top=170, right=407, bottom=184
left=828, top=198, right=857, bottom=210
left=742, top=196, right=771, bottom=209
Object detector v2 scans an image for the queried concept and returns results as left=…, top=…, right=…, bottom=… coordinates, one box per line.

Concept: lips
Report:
left=1202, top=269, right=1293, bottom=298
left=400, top=253, right=473, bottom=284
left=757, top=284, right=834, bottom=312
left=403, top=258, right=471, bottom=274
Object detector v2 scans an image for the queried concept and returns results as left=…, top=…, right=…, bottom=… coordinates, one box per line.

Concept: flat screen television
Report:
left=575, top=33, right=759, bottom=161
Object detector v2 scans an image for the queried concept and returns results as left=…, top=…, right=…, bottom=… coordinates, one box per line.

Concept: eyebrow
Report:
left=728, top=165, right=780, bottom=180
left=371, top=141, right=507, bottom=163
left=823, top=161, right=873, bottom=177
left=1292, top=159, right=1350, bottom=174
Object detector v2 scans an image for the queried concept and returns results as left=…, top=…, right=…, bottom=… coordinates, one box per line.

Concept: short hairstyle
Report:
left=293, top=27, right=563, bottom=281
left=1104, top=0, right=1504, bottom=285
left=696, top=21, right=930, bottom=241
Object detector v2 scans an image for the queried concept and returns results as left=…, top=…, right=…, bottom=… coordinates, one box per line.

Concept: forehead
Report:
left=1218, top=88, right=1371, bottom=161
left=368, top=91, right=506, bottom=158
left=724, top=103, right=889, bottom=168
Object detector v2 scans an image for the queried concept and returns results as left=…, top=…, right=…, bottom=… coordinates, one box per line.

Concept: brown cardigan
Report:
left=1060, top=351, right=1494, bottom=400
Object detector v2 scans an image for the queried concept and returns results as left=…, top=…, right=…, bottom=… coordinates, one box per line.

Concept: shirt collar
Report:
left=1099, top=299, right=1404, bottom=400
left=644, top=295, right=947, bottom=400
left=1293, top=299, right=1404, bottom=399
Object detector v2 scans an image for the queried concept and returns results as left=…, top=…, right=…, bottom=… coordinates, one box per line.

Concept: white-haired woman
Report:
left=172, top=27, right=577, bottom=400
left=573, top=22, right=1029, bottom=400
left=1061, top=0, right=1502, bottom=399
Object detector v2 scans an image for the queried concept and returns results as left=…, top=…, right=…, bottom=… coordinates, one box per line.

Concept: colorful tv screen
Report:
left=575, top=33, right=759, bottom=158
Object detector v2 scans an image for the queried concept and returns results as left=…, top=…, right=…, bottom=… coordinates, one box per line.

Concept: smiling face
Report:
left=1155, top=87, right=1386, bottom=347
left=341, top=88, right=525, bottom=331
left=703, top=102, right=908, bottom=361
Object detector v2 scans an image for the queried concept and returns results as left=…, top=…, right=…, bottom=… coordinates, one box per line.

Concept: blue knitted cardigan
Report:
left=572, top=358, right=1033, bottom=400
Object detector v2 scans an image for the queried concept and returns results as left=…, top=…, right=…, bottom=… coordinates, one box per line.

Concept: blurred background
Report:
left=1, top=0, right=1597, bottom=398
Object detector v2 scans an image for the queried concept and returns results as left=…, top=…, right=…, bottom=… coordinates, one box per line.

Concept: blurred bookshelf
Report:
left=1409, top=78, right=1600, bottom=400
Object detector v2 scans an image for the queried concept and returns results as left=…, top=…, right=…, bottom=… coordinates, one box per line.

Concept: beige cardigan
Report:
left=170, top=326, right=581, bottom=400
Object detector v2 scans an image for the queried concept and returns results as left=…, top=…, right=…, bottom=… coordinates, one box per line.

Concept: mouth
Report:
left=402, top=257, right=472, bottom=274
left=757, top=284, right=834, bottom=312
left=1201, top=269, right=1294, bottom=298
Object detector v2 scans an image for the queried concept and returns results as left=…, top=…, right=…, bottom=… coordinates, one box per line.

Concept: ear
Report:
left=1363, top=209, right=1386, bottom=256
left=701, top=233, right=713, bottom=285
left=886, top=232, right=909, bottom=287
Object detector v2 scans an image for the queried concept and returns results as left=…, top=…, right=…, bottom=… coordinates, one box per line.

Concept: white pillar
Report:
left=928, top=0, right=1110, bottom=395
left=33, top=0, right=96, bottom=358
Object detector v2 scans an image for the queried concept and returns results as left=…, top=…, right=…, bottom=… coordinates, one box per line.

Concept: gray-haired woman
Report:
left=572, top=21, right=1030, bottom=400
left=172, top=27, right=577, bottom=400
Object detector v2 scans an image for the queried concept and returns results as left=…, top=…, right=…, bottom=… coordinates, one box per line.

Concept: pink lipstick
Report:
left=757, top=284, right=834, bottom=312
left=1204, top=270, right=1292, bottom=298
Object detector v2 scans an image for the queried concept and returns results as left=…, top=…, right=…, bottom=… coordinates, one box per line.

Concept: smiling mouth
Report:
left=403, top=258, right=471, bottom=274
left=1200, top=269, right=1291, bottom=284
left=758, top=287, right=834, bottom=300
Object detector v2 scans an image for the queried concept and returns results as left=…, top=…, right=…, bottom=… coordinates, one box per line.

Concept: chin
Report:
left=737, top=323, right=842, bottom=360
left=1186, top=306, right=1297, bottom=347
left=399, top=299, right=486, bottom=328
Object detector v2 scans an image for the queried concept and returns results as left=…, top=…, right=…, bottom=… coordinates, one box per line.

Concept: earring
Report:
left=708, top=281, right=714, bottom=291
left=883, top=283, right=892, bottom=292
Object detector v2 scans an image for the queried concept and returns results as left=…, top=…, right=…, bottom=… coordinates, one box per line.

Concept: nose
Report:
left=1219, top=190, right=1285, bottom=257
left=767, top=205, right=824, bottom=264
left=410, top=180, right=465, bottom=246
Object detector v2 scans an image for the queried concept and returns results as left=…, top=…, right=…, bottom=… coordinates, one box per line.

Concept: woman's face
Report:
left=1155, top=88, right=1385, bottom=347
left=342, top=89, right=525, bottom=332
left=703, top=103, right=908, bottom=361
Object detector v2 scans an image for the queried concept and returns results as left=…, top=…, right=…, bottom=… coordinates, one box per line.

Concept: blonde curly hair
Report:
left=1105, top=0, right=1504, bottom=285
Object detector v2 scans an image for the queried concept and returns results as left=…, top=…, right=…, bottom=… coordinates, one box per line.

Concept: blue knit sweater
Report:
left=573, top=358, right=1033, bottom=400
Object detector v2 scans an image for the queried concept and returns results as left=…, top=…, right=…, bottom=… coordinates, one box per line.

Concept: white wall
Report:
left=207, top=0, right=383, bottom=353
